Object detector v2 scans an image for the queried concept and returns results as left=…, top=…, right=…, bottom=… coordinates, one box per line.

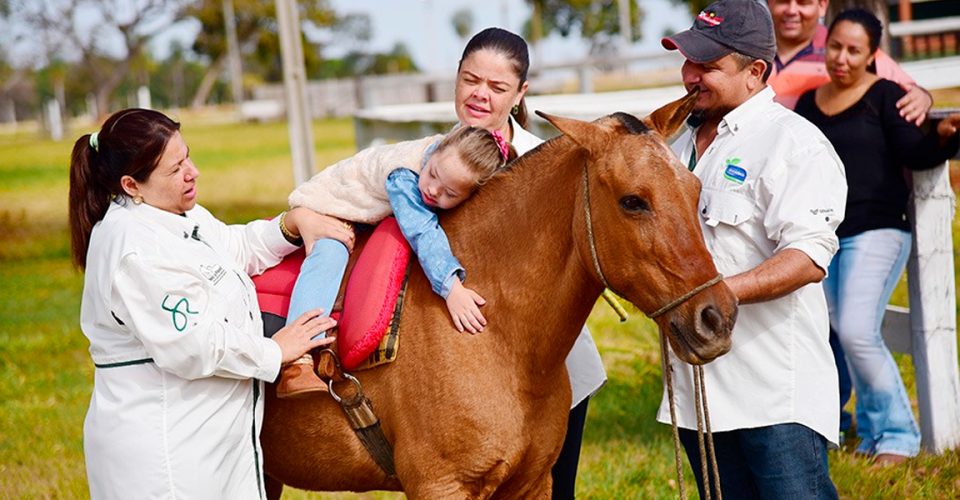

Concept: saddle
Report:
left=253, top=217, right=410, bottom=371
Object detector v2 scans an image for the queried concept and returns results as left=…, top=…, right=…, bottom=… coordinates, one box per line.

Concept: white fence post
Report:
left=275, top=0, right=316, bottom=186
left=45, top=99, right=63, bottom=141
left=137, top=86, right=152, bottom=110
left=883, top=159, right=960, bottom=454
left=905, top=160, right=960, bottom=453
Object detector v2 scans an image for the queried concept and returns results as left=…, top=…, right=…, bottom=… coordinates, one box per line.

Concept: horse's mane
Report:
left=452, top=112, right=649, bottom=224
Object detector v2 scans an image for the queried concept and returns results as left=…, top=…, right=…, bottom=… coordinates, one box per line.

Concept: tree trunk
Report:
left=191, top=55, right=227, bottom=109
left=93, top=58, right=133, bottom=118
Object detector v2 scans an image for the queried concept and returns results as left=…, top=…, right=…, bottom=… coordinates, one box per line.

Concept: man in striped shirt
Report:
left=767, top=0, right=932, bottom=123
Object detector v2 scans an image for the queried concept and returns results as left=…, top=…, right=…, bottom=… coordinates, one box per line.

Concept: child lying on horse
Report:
left=279, top=126, right=516, bottom=397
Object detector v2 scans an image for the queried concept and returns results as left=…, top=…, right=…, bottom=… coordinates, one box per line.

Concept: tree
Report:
left=451, top=8, right=474, bottom=44
left=524, top=0, right=644, bottom=55
left=10, top=0, right=194, bottom=118
left=0, top=0, right=28, bottom=122
left=669, top=0, right=710, bottom=15
left=185, top=0, right=338, bottom=108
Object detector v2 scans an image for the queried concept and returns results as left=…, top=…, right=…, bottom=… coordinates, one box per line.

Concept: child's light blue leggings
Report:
left=284, top=238, right=349, bottom=340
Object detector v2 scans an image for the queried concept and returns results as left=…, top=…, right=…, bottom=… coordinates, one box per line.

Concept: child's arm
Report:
left=386, top=169, right=487, bottom=333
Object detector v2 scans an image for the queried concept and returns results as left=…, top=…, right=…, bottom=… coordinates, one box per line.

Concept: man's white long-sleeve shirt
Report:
left=657, top=87, right=847, bottom=444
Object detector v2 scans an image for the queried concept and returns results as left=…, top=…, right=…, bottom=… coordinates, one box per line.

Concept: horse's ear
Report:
left=642, top=88, right=700, bottom=139
left=535, top=111, right=600, bottom=151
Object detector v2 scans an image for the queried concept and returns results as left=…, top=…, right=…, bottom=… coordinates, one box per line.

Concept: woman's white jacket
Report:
left=80, top=199, right=297, bottom=499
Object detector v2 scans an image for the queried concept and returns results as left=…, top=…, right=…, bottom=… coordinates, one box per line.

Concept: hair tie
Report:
left=89, top=131, right=99, bottom=152
left=491, top=130, right=509, bottom=161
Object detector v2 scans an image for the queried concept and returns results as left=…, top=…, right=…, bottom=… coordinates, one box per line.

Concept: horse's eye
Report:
left=619, top=195, right=650, bottom=213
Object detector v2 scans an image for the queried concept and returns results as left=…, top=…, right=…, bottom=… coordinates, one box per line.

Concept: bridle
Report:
left=581, top=162, right=724, bottom=499
left=580, top=163, right=722, bottom=319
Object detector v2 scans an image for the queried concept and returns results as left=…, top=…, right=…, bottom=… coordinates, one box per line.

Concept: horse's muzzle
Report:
left=663, top=292, right=736, bottom=365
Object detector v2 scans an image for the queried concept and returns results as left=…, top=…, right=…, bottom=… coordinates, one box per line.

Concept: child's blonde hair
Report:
left=434, top=126, right=518, bottom=186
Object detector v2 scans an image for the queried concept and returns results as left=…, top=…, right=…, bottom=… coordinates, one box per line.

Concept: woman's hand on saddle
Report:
left=272, top=308, right=337, bottom=364
left=285, top=207, right=355, bottom=255
left=446, top=279, right=487, bottom=334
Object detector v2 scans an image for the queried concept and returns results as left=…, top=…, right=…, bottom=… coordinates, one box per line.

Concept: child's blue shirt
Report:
left=385, top=144, right=465, bottom=298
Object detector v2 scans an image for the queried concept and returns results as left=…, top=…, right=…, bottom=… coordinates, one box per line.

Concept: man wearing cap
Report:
left=657, top=0, right=846, bottom=497
left=767, top=0, right=931, bottom=122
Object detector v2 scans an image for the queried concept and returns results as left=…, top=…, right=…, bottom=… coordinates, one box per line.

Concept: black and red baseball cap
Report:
left=662, top=0, right=776, bottom=64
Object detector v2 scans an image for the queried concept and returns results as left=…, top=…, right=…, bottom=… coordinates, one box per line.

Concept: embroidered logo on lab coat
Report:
left=200, top=264, right=226, bottom=285
left=162, top=295, right=199, bottom=332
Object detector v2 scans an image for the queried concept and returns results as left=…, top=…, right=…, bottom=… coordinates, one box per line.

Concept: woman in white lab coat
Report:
left=68, top=108, right=353, bottom=499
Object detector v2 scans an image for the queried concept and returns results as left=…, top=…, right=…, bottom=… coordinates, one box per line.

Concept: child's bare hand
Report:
left=446, top=280, right=487, bottom=334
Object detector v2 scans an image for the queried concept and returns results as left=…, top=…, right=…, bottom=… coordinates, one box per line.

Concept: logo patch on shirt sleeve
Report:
left=723, top=158, right=747, bottom=184
left=162, top=294, right=199, bottom=332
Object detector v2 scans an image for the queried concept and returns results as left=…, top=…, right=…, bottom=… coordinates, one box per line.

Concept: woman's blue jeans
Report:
left=285, top=239, right=349, bottom=340
left=823, top=228, right=920, bottom=457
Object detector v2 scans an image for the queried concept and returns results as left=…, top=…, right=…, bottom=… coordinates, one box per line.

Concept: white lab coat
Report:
left=80, top=199, right=297, bottom=499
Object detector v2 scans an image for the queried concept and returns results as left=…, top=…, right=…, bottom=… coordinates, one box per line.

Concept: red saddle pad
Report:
left=252, top=217, right=411, bottom=370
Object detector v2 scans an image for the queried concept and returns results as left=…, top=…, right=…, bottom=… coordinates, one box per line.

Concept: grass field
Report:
left=2, top=110, right=959, bottom=498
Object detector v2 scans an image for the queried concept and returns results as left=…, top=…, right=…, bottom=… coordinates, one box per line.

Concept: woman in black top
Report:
left=794, top=8, right=960, bottom=465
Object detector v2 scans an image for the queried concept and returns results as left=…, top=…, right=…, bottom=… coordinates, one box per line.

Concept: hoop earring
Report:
left=133, top=194, right=143, bottom=205
left=511, top=104, right=519, bottom=115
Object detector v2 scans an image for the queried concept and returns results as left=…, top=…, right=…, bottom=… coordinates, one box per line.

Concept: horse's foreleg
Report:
left=400, top=460, right=512, bottom=500
left=491, top=470, right=551, bottom=500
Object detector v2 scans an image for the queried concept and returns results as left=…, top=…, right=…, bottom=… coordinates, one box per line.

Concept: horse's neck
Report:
left=442, top=140, right=602, bottom=376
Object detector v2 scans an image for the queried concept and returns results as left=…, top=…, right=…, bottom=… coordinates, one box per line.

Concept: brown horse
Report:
left=260, top=92, right=737, bottom=498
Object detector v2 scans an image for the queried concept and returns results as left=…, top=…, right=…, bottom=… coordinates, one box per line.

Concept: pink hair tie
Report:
left=491, top=130, right=509, bottom=160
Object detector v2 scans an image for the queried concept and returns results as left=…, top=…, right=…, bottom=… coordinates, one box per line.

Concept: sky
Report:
left=149, top=0, right=694, bottom=74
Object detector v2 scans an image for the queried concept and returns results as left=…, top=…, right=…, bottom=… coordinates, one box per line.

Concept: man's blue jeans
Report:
left=823, top=228, right=920, bottom=457
left=285, top=239, right=349, bottom=339
left=679, top=423, right=838, bottom=499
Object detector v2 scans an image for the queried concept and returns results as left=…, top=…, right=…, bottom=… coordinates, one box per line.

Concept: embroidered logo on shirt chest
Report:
left=200, top=264, right=227, bottom=285
left=723, top=157, right=747, bottom=185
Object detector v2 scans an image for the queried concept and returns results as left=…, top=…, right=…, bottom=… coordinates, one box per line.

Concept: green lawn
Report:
left=1, top=111, right=958, bottom=498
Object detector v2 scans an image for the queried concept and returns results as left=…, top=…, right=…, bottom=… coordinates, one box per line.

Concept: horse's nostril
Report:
left=700, top=305, right=723, bottom=334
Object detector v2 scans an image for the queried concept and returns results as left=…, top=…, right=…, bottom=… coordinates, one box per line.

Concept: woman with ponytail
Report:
left=69, top=108, right=353, bottom=498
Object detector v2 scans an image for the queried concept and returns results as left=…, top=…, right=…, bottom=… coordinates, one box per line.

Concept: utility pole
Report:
left=275, top=0, right=316, bottom=186
left=223, top=0, right=244, bottom=106
left=617, top=0, right=633, bottom=50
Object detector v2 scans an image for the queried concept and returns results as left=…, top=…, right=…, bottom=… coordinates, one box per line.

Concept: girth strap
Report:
left=317, top=349, right=397, bottom=478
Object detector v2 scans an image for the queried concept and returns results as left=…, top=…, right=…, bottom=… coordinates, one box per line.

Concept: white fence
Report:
left=881, top=153, right=960, bottom=454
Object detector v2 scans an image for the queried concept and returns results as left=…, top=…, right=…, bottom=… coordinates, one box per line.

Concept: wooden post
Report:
left=223, top=0, right=245, bottom=107
left=137, top=86, right=152, bottom=110
left=45, top=100, right=63, bottom=141
left=275, top=0, right=315, bottom=186
left=578, top=65, right=594, bottom=94
left=905, top=161, right=960, bottom=453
